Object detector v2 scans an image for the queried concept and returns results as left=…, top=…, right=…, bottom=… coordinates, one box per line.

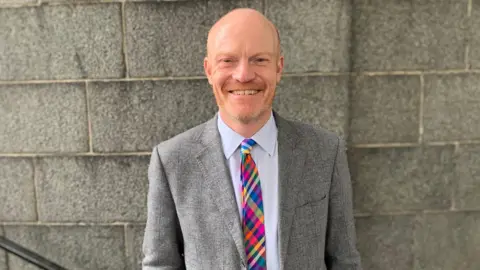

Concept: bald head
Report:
left=203, top=8, right=285, bottom=133
left=206, top=8, right=281, bottom=58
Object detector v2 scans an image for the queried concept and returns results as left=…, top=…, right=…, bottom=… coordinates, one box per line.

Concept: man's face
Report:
left=204, top=21, right=284, bottom=124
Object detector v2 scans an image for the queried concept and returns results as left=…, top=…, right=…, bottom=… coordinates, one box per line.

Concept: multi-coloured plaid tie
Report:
left=240, top=138, right=267, bottom=270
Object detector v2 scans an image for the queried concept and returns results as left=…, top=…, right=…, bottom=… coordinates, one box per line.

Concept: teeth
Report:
left=230, top=90, right=260, bottom=95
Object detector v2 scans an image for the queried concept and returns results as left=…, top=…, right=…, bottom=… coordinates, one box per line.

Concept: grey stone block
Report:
left=414, top=212, right=480, bottom=270
left=0, top=227, right=6, bottom=270
left=0, top=0, right=35, bottom=7
left=35, top=156, right=149, bottom=222
left=350, top=75, right=420, bottom=144
left=89, top=80, right=216, bottom=152
left=471, top=1, right=480, bottom=69
left=273, top=75, right=349, bottom=137
left=126, top=224, right=145, bottom=270
left=0, top=83, right=88, bottom=153
left=41, top=0, right=216, bottom=3
left=125, top=1, right=261, bottom=77
left=454, top=145, right=480, bottom=210
left=352, top=0, right=467, bottom=71
left=4, top=225, right=126, bottom=270
left=423, top=74, right=480, bottom=141
left=349, top=146, right=454, bottom=213
left=266, top=0, right=351, bottom=73
left=0, top=158, right=36, bottom=221
left=125, top=1, right=205, bottom=77
left=0, top=4, right=124, bottom=80
left=8, top=256, right=41, bottom=270
left=207, top=0, right=264, bottom=21
left=42, top=0, right=94, bottom=3
left=356, top=215, right=415, bottom=270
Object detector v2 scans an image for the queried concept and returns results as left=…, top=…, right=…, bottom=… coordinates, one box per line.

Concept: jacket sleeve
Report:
left=325, top=138, right=363, bottom=270
left=142, top=146, right=185, bottom=270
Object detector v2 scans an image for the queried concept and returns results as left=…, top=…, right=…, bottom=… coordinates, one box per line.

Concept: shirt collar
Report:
left=217, top=112, right=277, bottom=159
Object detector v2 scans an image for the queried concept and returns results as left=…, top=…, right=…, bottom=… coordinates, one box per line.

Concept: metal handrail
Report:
left=0, top=236, right=67, bottom=270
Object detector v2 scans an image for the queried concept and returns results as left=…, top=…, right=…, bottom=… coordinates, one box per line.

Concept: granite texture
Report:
left=89, top=80, right=216, bottom=152
left=356, top=215, right=415, bottom=270
left=352, top=0, right=467, bottom=71
left=0, top=227, right=6, bottom=270
left=4, top=225, right=126, bottom=270
left=0, top=4, right=124, bottom=80
left=0, top=0, right=35, bottom=7
left=414, top=212, right=480, bottom=270
left=125, top=0, right=262, bottom=77
left=0, top=158, right=36, bottom=221
left=349, top=146, right=455, bottom=213
left=273, top=75, right=349, bottom=137
left=207, top=0, right=263, bottom=21
left=471, top=0, right=480, bottom=68
left=35, top=156, right=149, bottom=222
left=349, top=75, right=420, bottom=144
left=126, top=224, right=145, bottom=270
left=454, top=145, right=480, bottom=210
left=0, top=83, right=88, bottom=153
left=423, top=74, right=480, bottom=141
left=266, top=0, right=351, bottom=72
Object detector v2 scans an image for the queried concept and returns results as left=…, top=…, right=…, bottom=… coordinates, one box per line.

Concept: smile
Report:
left=228, top=90, right=261, bottom=95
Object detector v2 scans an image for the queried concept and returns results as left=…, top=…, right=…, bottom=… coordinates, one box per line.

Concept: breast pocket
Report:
left=291, top=195, right=328, bottom=239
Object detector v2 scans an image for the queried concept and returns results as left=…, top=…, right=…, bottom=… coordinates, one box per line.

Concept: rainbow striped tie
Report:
left=241, top=138, right=267, bottom=270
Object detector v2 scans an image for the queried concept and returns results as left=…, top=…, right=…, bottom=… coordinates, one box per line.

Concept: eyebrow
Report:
left=250, top=52, right=275, bottom=58
left=214, top=52, right=275, bottom=59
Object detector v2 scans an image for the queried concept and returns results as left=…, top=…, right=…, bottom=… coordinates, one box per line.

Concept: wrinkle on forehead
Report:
left=206, top=8, right=280, bottom=58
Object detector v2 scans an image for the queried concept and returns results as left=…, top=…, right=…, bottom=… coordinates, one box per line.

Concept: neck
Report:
left=219, top=110, right=271, bottom=138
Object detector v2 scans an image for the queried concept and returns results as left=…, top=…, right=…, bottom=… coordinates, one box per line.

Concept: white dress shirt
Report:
left=217, top=112, right=279, bottom=270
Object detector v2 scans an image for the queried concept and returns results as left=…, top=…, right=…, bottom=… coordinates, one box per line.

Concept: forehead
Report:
left=211, top=22, right=276, bottom=55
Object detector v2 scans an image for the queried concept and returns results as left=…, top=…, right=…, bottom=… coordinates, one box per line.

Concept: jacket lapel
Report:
left=275, top=112, right=307, bottom=270
left=193, top=112, right=306, bottom=268
left=194, top=115, right=247, bottom=266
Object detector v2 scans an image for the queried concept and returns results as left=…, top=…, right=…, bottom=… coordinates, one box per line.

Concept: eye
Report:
left=220, top=58, right=235, bottom=63
left=255, top=58, right=268, bottom=63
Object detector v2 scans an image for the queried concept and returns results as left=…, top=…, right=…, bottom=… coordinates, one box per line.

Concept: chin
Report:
left=235, top=114, right=257, bottom=124
left=231, top=110, right=266, bottom=124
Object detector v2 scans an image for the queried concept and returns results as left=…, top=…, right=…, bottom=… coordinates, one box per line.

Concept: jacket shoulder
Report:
left=152, top=121, right=207, bottom=158
left=288, top=119, right=340, bottom=146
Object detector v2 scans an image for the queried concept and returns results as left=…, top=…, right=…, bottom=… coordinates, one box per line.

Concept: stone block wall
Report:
left=1, top=0, right=479, bottom=269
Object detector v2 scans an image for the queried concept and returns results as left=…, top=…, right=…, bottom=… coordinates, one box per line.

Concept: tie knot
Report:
left=240, top=138, right=256, bottom=154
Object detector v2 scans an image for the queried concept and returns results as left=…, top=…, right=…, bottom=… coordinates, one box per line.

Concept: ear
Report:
left=276, top=55, right=284, bottom=83
left=204, top=57, right=213, bottom=85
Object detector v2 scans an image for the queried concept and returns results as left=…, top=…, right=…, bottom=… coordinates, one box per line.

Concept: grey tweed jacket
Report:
left=142, top=112, right=362, bottom=270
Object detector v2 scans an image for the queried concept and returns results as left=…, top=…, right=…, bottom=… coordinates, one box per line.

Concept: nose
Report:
left=232, top=59, right=255, bottom=83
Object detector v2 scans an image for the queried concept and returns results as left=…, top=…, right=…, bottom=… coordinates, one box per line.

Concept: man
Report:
left=142, top=8, right=362, bottom=270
